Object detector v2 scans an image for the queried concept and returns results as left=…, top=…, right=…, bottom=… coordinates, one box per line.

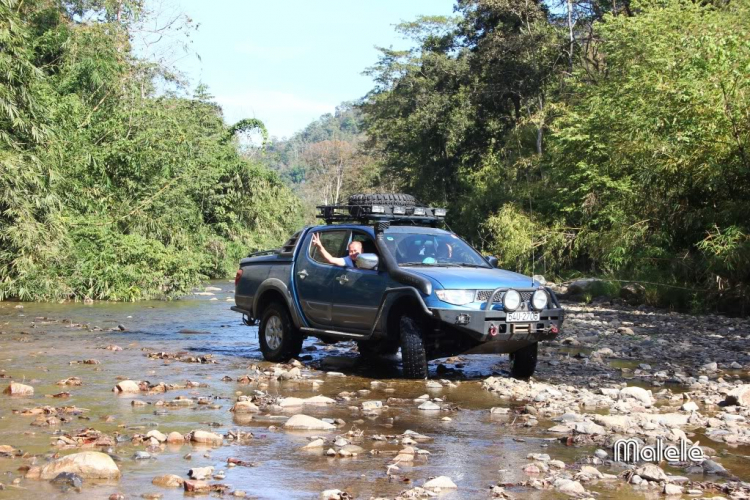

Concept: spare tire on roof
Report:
left=348, top=193, right=416, bottom=217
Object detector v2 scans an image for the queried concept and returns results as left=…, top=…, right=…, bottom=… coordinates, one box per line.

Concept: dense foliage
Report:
left=361, top=0, right=750, bottom=312
left=0, top=0, right=301, bottom=301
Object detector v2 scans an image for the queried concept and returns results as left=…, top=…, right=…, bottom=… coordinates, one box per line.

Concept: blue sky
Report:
left=139, top=0, right=456, bottom=139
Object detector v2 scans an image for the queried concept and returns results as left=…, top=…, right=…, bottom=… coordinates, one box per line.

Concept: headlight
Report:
left=436, top=289, right=475, bottom=306
left=532, top=289, right=548, bottom=310
left=503, top=289, right=521, bottom=311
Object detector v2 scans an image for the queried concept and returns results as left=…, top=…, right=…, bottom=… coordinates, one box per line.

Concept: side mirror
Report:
left=485, top=255, right=499, bottom=268
left=356, top=253, right=379, bottom=270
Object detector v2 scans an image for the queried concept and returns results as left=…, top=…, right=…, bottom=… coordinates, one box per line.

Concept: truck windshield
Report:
left=382, top=230, right=490, bottom=268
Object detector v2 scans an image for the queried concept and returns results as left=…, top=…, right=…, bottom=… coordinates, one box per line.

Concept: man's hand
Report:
left=311, top=232, right=322, bottom=248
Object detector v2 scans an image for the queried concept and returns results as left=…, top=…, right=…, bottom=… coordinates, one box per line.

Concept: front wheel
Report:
left=400, top=316, right=428, bottom=379
left=510, top=342, right=538, bottom=379
left=258, top=303, right=303, bottom=362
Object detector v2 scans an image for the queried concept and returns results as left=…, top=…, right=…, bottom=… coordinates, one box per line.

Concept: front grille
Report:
left=476, top=290, right=534, bottom=303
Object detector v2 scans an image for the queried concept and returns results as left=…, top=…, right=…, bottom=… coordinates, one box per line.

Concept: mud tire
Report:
left=348, top=193, right=417, bottom=217
left=510, top=342, right=538, bottom=379
left=399, top=316, right=428, bottom=379
left=258, top=302, right=303, bottom=362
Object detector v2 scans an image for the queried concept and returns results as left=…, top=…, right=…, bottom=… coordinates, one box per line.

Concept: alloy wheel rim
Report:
left=265, top=315, right=283, bottom=350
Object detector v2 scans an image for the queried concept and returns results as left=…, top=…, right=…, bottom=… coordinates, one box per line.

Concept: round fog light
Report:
left=503, top=289, right=521, bottom=311
left=532, top=289, right=548, bottom=310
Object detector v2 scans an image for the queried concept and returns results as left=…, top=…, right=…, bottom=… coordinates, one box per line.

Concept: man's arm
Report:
left=311, top=233, right=345, bottom=267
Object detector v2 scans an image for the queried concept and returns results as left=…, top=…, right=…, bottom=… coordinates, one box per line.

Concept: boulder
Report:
left=423, top=476, right=457, bottom=489
left=146, top=430, right=166, bottom=443
left=619, top=386, right=654, bottom=406
left=188, top=466, right=213, bottom=480
left=567, top=278, right=604, bottom=295
left=113, top=380, right=140, bottom=393
left=620, top=283, right=645, bottom=304
left=634, top=463, right=667, bottom=482
left=166, top=432, right=185, bottom=444
left=39, top=451, right=121, bottom=480
left=183, top=480, right=210, bottom=493
left=554, top=479, right=585, bottom=496
left=3, top=382, right=33, bottom=396
left=725, top=385, right=750, bottom=407
left=152, top=474, right=184, bottom=488
left=231, top=401, right=260, bottom=413
left=189, top=430, right=223, bottom=446
left=283, top=414, right=336, bottom=431
left=304, top=395, right=336, bottom=405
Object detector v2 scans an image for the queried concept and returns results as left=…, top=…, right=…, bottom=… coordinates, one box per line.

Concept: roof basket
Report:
left=316, top=203, right=447, bottom=226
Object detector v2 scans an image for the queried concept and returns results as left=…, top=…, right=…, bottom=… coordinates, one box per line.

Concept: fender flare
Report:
left=253, top=278, right=306, bottom=329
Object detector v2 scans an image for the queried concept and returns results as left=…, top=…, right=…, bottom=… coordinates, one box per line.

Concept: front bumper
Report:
left=432, top=306, right=564, bottom=343
left=429, top=286, right=565, bottom=344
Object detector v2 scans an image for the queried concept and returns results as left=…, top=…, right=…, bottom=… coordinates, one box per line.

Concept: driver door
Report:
left=294, top=229, right=350, bottom=328
left=329, top=231, right=391, bottom=333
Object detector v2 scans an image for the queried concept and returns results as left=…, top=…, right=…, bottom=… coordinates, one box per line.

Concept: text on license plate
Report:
left=506, top=311, right=540, bottom=322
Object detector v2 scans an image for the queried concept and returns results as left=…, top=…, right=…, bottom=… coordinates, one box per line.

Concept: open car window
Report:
left=309, top=230, right=350, bottom=265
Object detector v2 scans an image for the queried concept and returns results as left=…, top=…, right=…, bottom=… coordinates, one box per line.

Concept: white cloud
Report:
left=215, top=90, right=336, bottom=139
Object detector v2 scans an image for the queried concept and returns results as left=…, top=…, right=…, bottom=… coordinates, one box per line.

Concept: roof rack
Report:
left=316, top=204, right=447, bottom=226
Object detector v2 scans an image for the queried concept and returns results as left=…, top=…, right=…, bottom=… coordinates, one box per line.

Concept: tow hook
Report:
left=488, top=323, right=498, bottom=337
left=550, top=325, right=559, bottom=335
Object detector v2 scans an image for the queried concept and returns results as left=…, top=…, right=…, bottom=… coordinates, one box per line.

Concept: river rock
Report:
left=305, top=395, right=336, bottom=405
left=302, top=438, right=326, bottom=450
left=418, top=401, right=441, bottom=411
left=634, top=463, right=667, bottom=482
left=423, top=476, right=457, bottom=489
left=152, top=474, right=183, bottom=488
left=4, top=382, right=33, bottom=396
left=146, top=430, right=166, bottom=442
left=51, top=472, right=83, bottom=489
left=568, top=278, right=603, bottom=295
left=166, top=432, right=184, bottom=444
left=681, top=401, right=699, bottom=412
left=40, top=451, right=121, bottom=480
left=188, top=466, right=213, bottom=480
left=113, top=380, right=140, bottom=393
left=619, top=386, right=654, bottom=406
left=284, top=414, right=336, bottom=431
left=279, top=397, right=305, bottom=407
left=189, top=430, right=223, bottom=446
left=725, top=385, right=750, bottom=407
left=183, top=480, right=210, bottom=493
left=320, top=490, right=345, bottom=500
left=554, top=479, right=585, bottom=495
left=664, top=484, right=683, bottom=495
left=231, top=401, right=260, bottom=413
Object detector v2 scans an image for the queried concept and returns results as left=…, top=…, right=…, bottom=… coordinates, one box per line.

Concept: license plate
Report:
left=506, top=311, right=540, bottom=322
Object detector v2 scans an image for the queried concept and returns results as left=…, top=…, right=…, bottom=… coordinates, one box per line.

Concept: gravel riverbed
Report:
left=0, top=281, right=749, bottom=499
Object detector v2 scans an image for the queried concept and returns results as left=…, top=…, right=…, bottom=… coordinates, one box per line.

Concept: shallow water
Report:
left=0, top=281, right=746, bottom=499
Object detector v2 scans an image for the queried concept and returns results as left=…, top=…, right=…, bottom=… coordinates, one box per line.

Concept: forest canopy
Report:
left=0, top=0, right=301, bottom=301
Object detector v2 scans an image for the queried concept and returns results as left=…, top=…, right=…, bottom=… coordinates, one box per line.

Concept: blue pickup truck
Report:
left=232, top=194, right=564, bottom=379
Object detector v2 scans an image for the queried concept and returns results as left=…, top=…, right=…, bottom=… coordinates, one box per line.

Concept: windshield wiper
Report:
left=457, top=263, right=490, bottom=268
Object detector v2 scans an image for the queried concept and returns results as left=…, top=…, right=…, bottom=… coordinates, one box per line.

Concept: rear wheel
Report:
left=400, top=316, right=428, bottom=379
left=258, top=303, right=303, bottom=362
left=510, top=342, right=538, bottom=379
